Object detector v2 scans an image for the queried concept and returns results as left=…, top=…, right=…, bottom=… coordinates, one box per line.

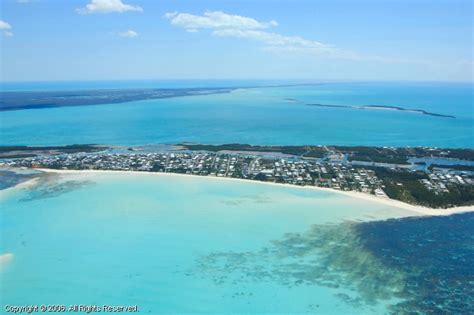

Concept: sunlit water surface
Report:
left=1, top=82, right=473, bottom=147
left=0, top=172, right=434, bottom=314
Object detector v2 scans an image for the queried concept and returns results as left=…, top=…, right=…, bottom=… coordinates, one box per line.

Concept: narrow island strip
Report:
left=306, top=103, right=456, bottom=119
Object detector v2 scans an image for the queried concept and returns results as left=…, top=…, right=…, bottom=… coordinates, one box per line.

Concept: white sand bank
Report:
left=0, top=253, right=14, bottom=270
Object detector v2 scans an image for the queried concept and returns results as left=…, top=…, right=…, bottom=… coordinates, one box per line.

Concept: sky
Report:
left=0, top=0, right=472, bottom=82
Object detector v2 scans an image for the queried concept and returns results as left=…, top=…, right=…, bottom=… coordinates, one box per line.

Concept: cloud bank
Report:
left=212, top=29, right=340, bottom=57
left=164, top=10, right=415, bottom=63
left=164, top=11, right=357, bottom=59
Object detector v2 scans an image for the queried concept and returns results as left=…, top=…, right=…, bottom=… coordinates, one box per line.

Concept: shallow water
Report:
left=1, top=172, right=422, bottom=314
left=1, top=82, right=472, bottom=147
left=196, top=213, right=474, bottom=314
left=0, top=169, right=40, bottom=190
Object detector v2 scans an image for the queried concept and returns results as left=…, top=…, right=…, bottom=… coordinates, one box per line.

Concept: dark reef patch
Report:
left=20, top=173, right=95, bottom=201
left=190, top=213, right=473, bottom=313
left=355, top=212, right=474, bottom=314
left=0, top=170, right=38, bottom=190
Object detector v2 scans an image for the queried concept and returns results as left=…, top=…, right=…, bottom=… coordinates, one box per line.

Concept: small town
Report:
left=2, top=148, right=473, bottom=206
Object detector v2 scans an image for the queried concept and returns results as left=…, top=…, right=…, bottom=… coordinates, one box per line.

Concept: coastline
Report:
left=31, top=168, right=473, bottom=217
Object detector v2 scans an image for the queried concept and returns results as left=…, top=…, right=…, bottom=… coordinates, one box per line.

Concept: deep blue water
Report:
left=355, top=212, right=474, bottom=313
left=198, top=211, right=474, bottom=314
left=0, top=81, right=472, bottom=147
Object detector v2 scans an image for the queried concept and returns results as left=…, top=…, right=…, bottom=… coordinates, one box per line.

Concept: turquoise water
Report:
left=1, top=81, right=472, bottom=147
left=0, top=172, right=417, bottom=314
left=1, top=80, right=473, bottom=313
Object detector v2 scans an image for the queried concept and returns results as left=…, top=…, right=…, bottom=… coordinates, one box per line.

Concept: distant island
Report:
left=0, top=88, right=234, bottom=111
left=1, top=143, right=473, bottom=209
left=0, top=83, right=330, bottom=111
left=306, top=103, right=456, bottom=118
left=0, top=85, right=457, bottom=121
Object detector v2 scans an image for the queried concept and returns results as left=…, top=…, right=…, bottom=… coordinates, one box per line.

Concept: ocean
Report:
left=0, top=81, right=472, bottom=147
left=1, top=172, right=472, bottom=314
left=1, top=171, right=425, bottom=314
left=1, top=81, right=473, bottom=314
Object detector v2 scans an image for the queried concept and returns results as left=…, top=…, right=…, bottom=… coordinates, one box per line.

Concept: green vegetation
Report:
left=182, top=144, right=474, bottom=163
left=0, top=144, right=109, bottom=159
left=0, top=153, right=37, bottom=159
left=335, top=146, right=410, bottom=164
left=437, top=149, right=474, bottom=161
left=367, top=167, right=474, bottom=208
left=335, top=146, right=474, bottom=163
left=0, top=144, right=107, bottom=153
left=428, top=164, right=474, bottom=172
left=181, top=143, right=328, bottom=157
left=254, top=173, right=268, bottom=181
left=301, top=150, right=327, bottom=158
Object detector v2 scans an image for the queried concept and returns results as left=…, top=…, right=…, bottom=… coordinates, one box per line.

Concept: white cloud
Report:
left=164, top=11, right=277, bottom=32
left=212, top=29, right=338, bottom=56
left=165, top=11, right=418, bottom=63
left=0, top=20, right=13, bottom=37
left=164, top=11, right=353, bottom=59
left=77, top=0, right=143, bottom=14
left=118, top=30, right=138, bottom=38
left=0, top=20, right=12, bottom=30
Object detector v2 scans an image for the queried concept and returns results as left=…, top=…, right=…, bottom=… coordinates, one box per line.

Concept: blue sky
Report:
left=0, top=0, right=472, bottom=82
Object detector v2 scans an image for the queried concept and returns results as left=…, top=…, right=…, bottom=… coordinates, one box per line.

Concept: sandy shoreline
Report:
left=18, top=168, right=471, bottom=217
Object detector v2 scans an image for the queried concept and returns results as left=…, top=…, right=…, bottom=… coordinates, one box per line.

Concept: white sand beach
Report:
left=32, top=168, right=473, bottom=217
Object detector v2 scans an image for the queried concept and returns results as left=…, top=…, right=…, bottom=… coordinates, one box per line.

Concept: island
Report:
left=1, top=143, right=473, bottom=209
left=306, top=103, right=456, bottom=119
left=0, top=143, right=474, bottom=208
left=0, top=88, right=234, bottom=111
left=0, top=85, right=458, bottom=122
left=0, top=83, right=326, bottom=111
